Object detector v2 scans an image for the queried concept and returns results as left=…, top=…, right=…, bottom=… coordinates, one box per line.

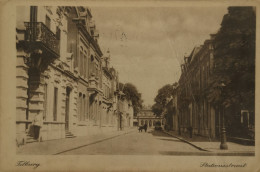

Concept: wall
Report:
left=177, top=39, right=217, bottom=138
left=16, top=6, right=79, bottom=143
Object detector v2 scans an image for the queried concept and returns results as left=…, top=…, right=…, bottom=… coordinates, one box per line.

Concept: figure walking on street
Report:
left=144, top=123, right=147, bottom=132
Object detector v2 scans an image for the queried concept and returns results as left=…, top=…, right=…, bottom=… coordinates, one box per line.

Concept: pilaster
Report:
left=16, top=51, right=29, bottom=128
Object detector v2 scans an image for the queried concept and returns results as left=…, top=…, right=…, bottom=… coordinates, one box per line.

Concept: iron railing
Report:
left=24, top=22, right=60, bottom=56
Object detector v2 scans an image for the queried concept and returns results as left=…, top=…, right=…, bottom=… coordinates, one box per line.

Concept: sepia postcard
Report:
left=0, top=0, right=260, bottom=171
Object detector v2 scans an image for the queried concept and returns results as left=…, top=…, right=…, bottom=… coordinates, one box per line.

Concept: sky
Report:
left=91, top=6, right=228, bottom=106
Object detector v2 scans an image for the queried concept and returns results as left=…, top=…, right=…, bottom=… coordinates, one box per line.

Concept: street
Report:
left=58, top=129, right=202, bottom=155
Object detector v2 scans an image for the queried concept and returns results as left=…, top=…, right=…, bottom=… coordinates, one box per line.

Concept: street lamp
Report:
left=219, top=82, right=228, bottom=150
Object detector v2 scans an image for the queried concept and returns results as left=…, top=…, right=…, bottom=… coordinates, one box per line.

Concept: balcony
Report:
left=24, top=22, right=60, bottom=59
left=88, top=75, right=102, bottom=99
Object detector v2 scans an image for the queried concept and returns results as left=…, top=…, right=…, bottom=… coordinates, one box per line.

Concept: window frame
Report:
left=53, top=87, right=58, bottom=121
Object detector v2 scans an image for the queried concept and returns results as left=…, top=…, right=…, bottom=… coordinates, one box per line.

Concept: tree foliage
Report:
left=119, top=82, right=143, bottom=116
left=208, top=7, right=255, bottom=110
left=152, top=83, right=177, bottom=117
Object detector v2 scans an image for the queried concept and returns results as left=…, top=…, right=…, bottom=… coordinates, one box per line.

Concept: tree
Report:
left=152, top=83, right=177, bottom=117
left=119, top=82, right=143, bottom=116
left=208, top=7, right=255, bottom=111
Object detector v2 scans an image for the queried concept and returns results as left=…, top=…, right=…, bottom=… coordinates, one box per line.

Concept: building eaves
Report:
left=76, top=22, right=103, bottom=57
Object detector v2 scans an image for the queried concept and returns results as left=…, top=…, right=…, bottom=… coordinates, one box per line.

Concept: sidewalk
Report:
left=163, top=130, right=255, bottom=156
left=17, top=127, right=137, bottom=155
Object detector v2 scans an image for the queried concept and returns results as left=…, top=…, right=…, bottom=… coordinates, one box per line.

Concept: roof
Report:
left=189, top=46, right=202, bottom=63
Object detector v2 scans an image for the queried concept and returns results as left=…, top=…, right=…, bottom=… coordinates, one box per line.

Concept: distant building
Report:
left=136, top=107, right=164, bottom=127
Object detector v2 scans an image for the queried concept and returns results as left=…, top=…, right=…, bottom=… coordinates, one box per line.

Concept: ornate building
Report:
left=16, top=6, right=78, bottom=143
left=16, top=6, right=125, bottom=145
left=100, top=51, right=119, bottom=132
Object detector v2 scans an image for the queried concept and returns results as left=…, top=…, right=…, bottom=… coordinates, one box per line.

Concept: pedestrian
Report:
left=32, top=113, right=43, bottom=142
left=144, top=123, right=147, bottom=132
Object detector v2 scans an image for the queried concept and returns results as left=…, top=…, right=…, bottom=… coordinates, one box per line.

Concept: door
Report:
left=65, top=87, right=71, bottom=131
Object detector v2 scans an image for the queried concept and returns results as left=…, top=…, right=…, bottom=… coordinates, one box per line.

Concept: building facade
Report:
left=100, top=51, right=119, bottom=132
left=177, top=35, right=217, bottom=138
left=177, top=32, right=255, bottom=141
left=136, top=107, right=165, bottom=128
left=16, top=6, right=78, bottom=143
left=16, top=6, right=124, bottom=145
left=116, top=93, right=134, bottom=130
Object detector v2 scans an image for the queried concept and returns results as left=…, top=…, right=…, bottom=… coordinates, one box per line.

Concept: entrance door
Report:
left=65, top=87, right=71, bottom=131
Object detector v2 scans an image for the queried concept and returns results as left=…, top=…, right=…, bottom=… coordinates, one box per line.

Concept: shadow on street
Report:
left=158, top=138, right=182, bottom=142
left=147, top=129, right=172, bottom=137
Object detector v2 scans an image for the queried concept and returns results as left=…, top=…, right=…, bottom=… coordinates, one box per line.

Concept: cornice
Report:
left=74, top=21, right=103, bottom=57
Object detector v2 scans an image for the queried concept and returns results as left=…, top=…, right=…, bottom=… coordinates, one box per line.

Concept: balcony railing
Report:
left=24, top=22, right=60, bottom=57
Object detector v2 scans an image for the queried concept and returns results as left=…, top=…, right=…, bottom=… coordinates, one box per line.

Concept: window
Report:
left=91, top=29, right=94, bottom=36
left=43, top=84, right=48, bottom=121
left=53, top=87, right=58, bottom=121
left=95, top=63, right=99, bottom=76
left=82, top=95, right=86, bottom=121
left=84, top=55, right=87, bottom=78
left=45, top=15, right=51, bottom=29
left=30, top=6, right=37, bottom=22
left=56, top=26, right=61, bottom=40
left=80, top=51, right=83, bottom=76
left=78, top=93, right=82, bottom=120
left=84, top=50, right=88, bottom=78
left=103, top=83, right=105, bottom=97
left=79, top=93, right=87, bottom=121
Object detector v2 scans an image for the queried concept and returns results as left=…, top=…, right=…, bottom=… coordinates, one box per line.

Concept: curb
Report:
left=162, top=130, right=209, bottom=152
left=54, top=129, right=135, bottom=155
